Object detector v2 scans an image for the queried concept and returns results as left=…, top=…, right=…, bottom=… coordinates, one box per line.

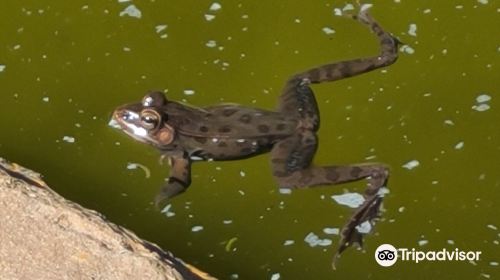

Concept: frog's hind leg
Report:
left=282, top=8, right=399, bottom=91
left=270, top=133, right=389, bottom=268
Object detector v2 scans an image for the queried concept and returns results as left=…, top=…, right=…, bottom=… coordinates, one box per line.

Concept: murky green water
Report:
left=1, top=1, right=499, bottom=279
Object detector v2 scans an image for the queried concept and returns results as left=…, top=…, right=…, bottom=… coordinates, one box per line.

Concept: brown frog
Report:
left=110, top=9, right=400, bottom=267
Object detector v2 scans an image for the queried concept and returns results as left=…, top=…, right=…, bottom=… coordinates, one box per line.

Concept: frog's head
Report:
left=109, top=91, right=175, bottom=148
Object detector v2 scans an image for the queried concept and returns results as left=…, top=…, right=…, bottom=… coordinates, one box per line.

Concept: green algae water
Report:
left=1, top=1, right=499, bottom=279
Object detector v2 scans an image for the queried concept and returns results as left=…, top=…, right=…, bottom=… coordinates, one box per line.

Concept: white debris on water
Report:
left=160, top=204, right=176, bottom=217
left=304, top=232, right=333, bottom=247
left=408, top=23, right=417, bottom=36
left=119, top=4, right=142, bottom=19
left=204, top=14, right=216, bottom=21
left=62, top=136, right=75, bottom=143
left=487, top=224, right=498, bottom=231
left=0, top=65, right=5, bottom=72
left=239, top=170, right=246, bottom=177
left=191, top=225, right=204, bottom=232
left=402, top=159, right=420, bottom=170
left=400, top=45, right=415, bottom=54
left=477, top=0, right=489, bottom=4
left=476, top=94, right=491, bottom=103
left=454, top=141, right=464, bottom=150
left=126, top=162, right=151, bottom=178
left=418, top=239, right=429, bottom=246
left=155, top=24, right=168, bottom=38
left=279, top=188, right=292, bottom=195
left=472, top=93, right=491, bottom=112
left=283, top=240, right=295, bottom=246
left=183, top=89, right=195, bottom=95
left=323, top=227, right=339, bottom=235
left=322, top=27, right=335, bottom=35
left=356, top=221, right=372, bottom=234
left=270, top=273, right=281, bottom=280
left=209, top=2, right=222, bottom=11
left=331, top=192, right=364, bottom=208
left=206, top=40, right=217, bottom=48
left=42, top=97, right=50, bottom=102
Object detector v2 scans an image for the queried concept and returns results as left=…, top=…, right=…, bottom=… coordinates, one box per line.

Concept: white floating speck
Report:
left=223, top=219, right=233, bottom=224
left=206, top=40, right=217, bottom=48
left=408, top=23, right=417, bottom=36
left=191, top=225, right=204, bottom=232
left=239, top=170, right=246, bottom=177
left=418, top=239, right=429, bottom=246
left=490, top=262, right=499, bottom=266
left=447, top=239, right=455, bottom=245
left=402, top=159, right=420, bottom=170
left=155, top=24, right=167, bottom=33
left=323, top=227, right=339, bottom=235
left=331, top=192, right=365, bottom=208
left=118, top=0, right=131, bottom=3
left=477, top=0, right=489, bottom=4
left=119, top=4, right=142, bottom=19
left=209, top=2, right=222, bottom=12
left=342, top=4, right=355, bottom=11
left=333, top=8, right=342, bottom=16
left=398, top=206, right=405, bottom=213
left=444, top=119, right=455, bottom=126
left=279, top=188, right=292, bottom=195
left=271, top=273, right=281, bottom=280
left=62, top=136, right=75, bottom=143
left=160, top=204, right=176, bottom=217
left=322, top=27, right=335, bottom=35
left=126, top=162, right=151, bottom=178
left=476, top=94, right=491, bottom=103
left=401, top=45, right=415, bottom=54
left=283, top=240, right=295, bottom=246
left=356, top=221, right=372, bottom=234
left=487, top=224, right=498, bottom=231
left=360, top=3, right=373, bottom=12
left=42, top=97, right=50, bottom=102
left=204, top=14, right=216, bottom=21
left=304, top=232, right=332, bottom=247
left=0, top=65, right=5, bottom=72
left=183, top=89, right=195, bottom=95
left=454, top=141, right=464, bottom=150
left=472, top=103, right=490, bottom=112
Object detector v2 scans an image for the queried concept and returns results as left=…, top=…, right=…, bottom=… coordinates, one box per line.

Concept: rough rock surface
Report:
left=0, top=158, right=215, bottom=280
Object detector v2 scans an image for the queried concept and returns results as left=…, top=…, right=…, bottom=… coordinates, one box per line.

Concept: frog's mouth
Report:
left=108, top=112, right=149, bottom=143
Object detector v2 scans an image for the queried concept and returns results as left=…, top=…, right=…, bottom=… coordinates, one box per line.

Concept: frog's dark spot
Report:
left=271, top=158, right=285, bottom=164
left=199, top=126, right=209, bottom=133
left=326, top=168, right=340, bottom=181
left=276, top=123, right=286, bottom=131
left=218, top=126, right=231, bottom=133
left=350, top=166, right=362, bottom=178
left=240, top=147, right=252, bottom=154
left=257, top=125, right=270, bottom=133
left=194, top=137, right=207, bottom=144
left=274, top=171, right=289, bottom=178
left=223, top=108, right=238, bottom=117
left=239, top=114, right=252, bottom=124
left=217, top=141, right=228, bottom=147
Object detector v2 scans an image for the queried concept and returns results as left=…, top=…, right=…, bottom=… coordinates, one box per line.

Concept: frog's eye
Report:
left=140, top=109, right=161, bottom=130
left=142, top=91, right=167, bottom=107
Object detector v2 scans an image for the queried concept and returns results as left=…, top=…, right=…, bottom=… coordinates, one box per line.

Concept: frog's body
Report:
left=110, top=9, right=400, bottom=267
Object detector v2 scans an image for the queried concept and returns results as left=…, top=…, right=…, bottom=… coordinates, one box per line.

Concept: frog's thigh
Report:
left=270, top=131, right=317, bottom=187
left=278, top=80, right=319, bottom=130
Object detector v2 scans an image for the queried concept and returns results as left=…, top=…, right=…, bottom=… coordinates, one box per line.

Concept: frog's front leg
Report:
left=270, top=133, right=389, bottom=268
left=154, top=152, right=192, bottom=207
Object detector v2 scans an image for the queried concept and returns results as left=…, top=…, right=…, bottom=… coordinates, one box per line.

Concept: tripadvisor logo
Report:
left=374, top=244, right=482, bottom=267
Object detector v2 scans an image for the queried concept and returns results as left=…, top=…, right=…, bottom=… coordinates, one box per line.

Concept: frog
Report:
left=110, top=8, right=400, bottom=267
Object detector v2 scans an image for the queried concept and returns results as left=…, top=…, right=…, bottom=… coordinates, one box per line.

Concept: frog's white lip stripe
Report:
left=108, top=119, right=121, bottom=129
